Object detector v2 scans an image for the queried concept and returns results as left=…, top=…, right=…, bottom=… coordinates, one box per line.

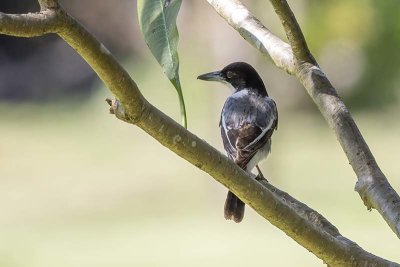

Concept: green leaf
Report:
left=138, top=0, right=187, bottom=128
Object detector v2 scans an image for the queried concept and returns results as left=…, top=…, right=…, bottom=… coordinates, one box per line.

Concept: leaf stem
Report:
left=172, top=77, right=187, bottom=128
left=179, top=91, right=187, bottom=128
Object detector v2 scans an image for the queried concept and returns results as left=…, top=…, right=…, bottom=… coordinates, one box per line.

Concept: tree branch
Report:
left=206, top=0, right=400, bottom=239
left=57, top=11, right=148, bottom=122
left=112, top=100, right=400, bottom=267
left=270, top=0, right=400, bottom=239
left=0, top=1, right=398, bottom=266
left=268, top=0, right=315, bottom=64
left=0, top=10, right=60, bottom=37
left=206, top=0, right=295, bottom=74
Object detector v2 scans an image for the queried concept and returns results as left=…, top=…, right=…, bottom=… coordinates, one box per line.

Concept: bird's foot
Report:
left=255, top=174, right=268, bottom=182
left=255, top=165, right=268, bottom=182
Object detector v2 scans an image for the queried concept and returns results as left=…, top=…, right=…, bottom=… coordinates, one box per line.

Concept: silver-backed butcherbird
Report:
left=198, top=62, right=278, bottom=223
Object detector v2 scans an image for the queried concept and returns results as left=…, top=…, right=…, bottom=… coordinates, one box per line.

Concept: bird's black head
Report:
left=197, top=62, right=267, bottom=95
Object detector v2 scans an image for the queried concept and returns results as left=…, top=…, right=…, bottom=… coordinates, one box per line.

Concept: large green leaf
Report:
left=138, top=0, right=187, bottom=128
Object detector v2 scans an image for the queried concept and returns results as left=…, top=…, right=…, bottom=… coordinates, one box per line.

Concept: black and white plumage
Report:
left=198, top=62, right=278, bottom=223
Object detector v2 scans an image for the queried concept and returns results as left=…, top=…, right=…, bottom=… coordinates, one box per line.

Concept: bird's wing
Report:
left=220, top=93, right=277, bottom=169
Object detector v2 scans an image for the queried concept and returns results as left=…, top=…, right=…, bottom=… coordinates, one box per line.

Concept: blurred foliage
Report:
left=306, top=1, right=374, bottom=47
left=350, top=1, right=400, bottom=108
left=306, top=0, right=400, bottom=109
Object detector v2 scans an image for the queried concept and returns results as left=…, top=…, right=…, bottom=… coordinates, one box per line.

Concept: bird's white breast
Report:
left=246, top=139, right=271, bottom=173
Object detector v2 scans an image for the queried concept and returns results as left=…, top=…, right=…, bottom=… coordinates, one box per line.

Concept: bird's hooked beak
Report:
left=197, top=71, right=224, bottom=82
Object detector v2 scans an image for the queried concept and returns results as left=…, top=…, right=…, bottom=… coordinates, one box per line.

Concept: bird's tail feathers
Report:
left=224, top=191, right=245, bottom=223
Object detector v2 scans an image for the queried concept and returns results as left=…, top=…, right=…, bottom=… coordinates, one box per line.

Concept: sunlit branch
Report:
left=206, top=0, right=295, bottom=74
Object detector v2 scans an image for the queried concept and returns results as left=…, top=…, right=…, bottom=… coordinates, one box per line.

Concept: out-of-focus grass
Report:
left=1, top=75, right=400, bottom=267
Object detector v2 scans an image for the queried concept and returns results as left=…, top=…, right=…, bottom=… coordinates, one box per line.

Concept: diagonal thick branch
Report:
left=0, top=1, right=398, bottom=266
left=206, top=0, right=400, bottom=239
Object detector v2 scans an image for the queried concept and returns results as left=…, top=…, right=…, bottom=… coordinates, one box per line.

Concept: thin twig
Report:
left=268, top=0, right=315, bottom=64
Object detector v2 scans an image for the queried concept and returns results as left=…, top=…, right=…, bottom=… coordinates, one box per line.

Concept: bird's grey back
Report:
left=221, top=90, right=277, bottom=130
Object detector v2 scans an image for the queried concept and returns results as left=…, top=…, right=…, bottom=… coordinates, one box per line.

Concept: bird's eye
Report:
left=226, top=71, right=235, bottom=78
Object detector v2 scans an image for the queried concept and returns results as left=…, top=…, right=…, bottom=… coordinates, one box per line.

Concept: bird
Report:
left=197, top=62, right=278, bottom=223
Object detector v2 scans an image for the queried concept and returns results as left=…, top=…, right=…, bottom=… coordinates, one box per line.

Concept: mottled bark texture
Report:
left=0, top=0, right=399, bottom=266
left=207, top=0, right=400, bottom=239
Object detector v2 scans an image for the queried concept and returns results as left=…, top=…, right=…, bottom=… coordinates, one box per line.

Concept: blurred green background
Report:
left=1, top=0, right=400, bottom=266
